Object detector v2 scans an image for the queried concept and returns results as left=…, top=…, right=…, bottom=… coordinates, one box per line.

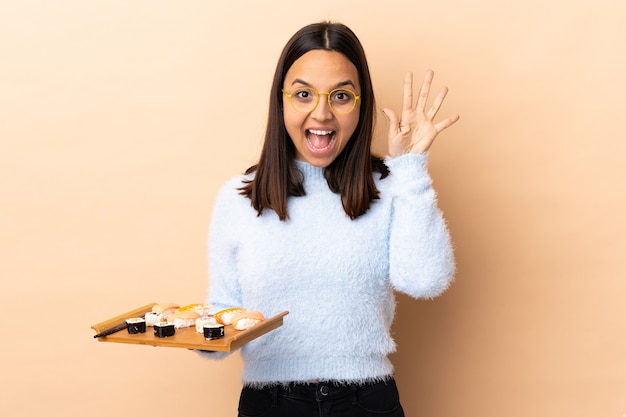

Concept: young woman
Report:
left=202, top=21, right=459, bottom=417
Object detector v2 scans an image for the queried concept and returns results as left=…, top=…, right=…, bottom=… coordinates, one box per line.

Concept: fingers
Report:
left=406, top=70, right=440, bottom=118
left=402, top=72, right=414, bottom=112
left=427, top=85, right=448, bottom=120
left=390, top=70, right=459, bottom=143
left=415, top=69, right=434, bottom=112
left=435, top=113, right=460, bottom=133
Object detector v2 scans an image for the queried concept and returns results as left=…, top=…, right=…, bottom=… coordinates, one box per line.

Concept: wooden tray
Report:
left=91, top=303, right=288, bottom=352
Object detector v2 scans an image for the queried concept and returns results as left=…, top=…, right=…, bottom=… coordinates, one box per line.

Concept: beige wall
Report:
left=2, top=0, right=624, bottom=416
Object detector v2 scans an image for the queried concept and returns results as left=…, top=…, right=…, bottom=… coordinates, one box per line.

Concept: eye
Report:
left=331, top=90, right=353, bottom=102
left=293, top=88, right=315, bottom=101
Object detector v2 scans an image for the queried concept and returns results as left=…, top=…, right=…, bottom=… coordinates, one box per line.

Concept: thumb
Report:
left=381, top=108, right=399, bottom=135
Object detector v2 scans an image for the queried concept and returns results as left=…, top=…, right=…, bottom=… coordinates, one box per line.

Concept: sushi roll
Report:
left=153, top=322, right=175, bottom=337
left=126, top=317, right=146, bottom=334
left=203, top=324, right=224, bottom=340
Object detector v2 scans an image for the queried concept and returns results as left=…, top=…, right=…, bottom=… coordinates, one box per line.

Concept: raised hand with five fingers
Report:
left=382, top=70, right=459, bottom=157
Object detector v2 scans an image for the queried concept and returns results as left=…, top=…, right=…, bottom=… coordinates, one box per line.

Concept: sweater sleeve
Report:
left=196, top=179, right=245, bottom=361
left=385, top=153, right=455, bottom=298
left=207, top=179, right=245, bottom=312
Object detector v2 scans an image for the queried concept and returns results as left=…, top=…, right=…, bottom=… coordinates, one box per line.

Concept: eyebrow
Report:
left=290, top=78, right=357, bottom=90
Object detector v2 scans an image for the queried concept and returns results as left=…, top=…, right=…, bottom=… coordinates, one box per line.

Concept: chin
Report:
left=303, top=156, right=334, bottom=168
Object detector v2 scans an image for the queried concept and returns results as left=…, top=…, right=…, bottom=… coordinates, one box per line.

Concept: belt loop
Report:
left=351, top=384, right=358, bottom=405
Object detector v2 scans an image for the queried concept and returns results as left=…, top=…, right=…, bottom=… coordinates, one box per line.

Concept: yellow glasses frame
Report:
left=282, top=87, right=361, bottom=115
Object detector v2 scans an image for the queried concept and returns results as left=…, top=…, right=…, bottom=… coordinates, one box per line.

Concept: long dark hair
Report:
left=239, top=21, right=388, bottom=220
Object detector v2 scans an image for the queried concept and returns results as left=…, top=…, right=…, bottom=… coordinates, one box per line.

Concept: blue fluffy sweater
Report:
left=203, top=153, right=455, bottom=386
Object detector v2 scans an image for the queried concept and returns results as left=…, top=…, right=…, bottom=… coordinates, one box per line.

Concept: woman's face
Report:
left=282, top=50, right=361, bottom=167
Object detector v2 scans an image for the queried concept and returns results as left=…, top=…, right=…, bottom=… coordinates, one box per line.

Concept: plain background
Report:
left=2, top=0, right=625, bottom=416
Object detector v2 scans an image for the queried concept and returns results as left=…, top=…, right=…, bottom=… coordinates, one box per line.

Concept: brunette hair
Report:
left=239, top=21, right=389, bottom=220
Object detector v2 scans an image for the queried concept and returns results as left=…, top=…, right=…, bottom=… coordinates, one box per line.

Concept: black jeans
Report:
left=238, top=378, right=405, bottom=417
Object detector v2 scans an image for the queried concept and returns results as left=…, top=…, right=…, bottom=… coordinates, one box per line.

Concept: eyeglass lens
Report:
left=290, top=88, right=357, bottom=114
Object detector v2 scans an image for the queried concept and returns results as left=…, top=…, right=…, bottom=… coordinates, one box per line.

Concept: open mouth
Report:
left=306, top=129, right=336, bottom=152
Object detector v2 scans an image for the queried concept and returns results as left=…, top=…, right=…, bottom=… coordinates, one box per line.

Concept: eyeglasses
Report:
left=282, top=87, right=360, bottom=115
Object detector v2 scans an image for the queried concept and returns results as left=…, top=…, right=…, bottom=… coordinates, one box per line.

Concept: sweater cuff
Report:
left=384, top=153, right=432, bottom=194
left=384, top=152, right=428, bottom=173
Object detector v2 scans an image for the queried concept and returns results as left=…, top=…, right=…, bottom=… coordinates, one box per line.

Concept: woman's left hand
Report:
left=383, top=70, right=460, bottom=157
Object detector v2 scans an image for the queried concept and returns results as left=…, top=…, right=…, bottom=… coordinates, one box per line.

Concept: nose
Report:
left=310, top=93, right=333, bottom=121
